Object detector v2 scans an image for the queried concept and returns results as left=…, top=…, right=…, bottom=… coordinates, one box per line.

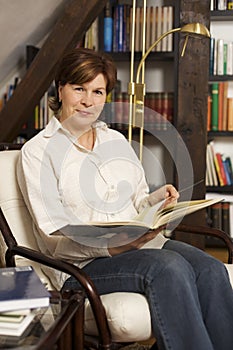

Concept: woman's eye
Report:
left=95, top=90, right=103, bottom=95
left=74, top=86, right=83, bottom=92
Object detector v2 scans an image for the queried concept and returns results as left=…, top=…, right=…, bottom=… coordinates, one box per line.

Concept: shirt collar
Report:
left=43, top=116, right=108, bottom=140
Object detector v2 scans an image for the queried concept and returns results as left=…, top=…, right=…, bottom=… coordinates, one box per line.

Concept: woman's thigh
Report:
left=63, top=247, right=195, bottom=294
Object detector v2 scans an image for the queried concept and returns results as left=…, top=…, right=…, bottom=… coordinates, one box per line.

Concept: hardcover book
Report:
left=0, top=266, right=50, bottom=313
left=0, top=309, right=35, bottom=336
left=65, top=198, right=223, bottom=242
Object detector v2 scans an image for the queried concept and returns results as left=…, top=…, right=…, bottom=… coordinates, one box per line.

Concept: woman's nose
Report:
left=80, top=93, right=93, bottom=107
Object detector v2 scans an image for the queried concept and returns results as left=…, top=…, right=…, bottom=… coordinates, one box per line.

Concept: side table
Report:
left=0, top=291, right=85, bottom=350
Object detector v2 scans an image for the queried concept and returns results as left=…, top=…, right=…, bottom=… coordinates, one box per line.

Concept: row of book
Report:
left=206, top=141, right=233, bottom=187
left=210, top=0, right=233, bottom=10
left=0, top=266, right=50, bottom=338
left=102, top=81, right=174, bottom=131
left=207, top=81, right=233, bottom=131
left=209, top=38, right=233, bottom=76
left=206, top=201, right=231, bottom=245
left=104, top=2, right=173, bottom=53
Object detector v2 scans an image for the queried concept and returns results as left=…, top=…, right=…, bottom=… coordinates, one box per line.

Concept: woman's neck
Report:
left=78, top=128, right=95, bottom=150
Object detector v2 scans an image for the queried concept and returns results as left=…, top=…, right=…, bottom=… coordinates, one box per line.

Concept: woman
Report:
left=17, top=48, right=233, bottom=350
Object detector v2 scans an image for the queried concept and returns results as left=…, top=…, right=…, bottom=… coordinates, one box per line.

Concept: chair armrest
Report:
left=175, top=224, right=233, bottom=264
left=5, top=244, right=112, bottom=348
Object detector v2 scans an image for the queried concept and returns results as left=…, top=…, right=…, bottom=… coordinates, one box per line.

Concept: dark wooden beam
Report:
left=174, top=0, right=210, bottom=248
left=0, top=0, right=107, bottom=142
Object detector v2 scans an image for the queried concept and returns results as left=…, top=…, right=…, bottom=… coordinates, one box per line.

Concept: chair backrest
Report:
left=0, top=150, right=39, bottom=250
left=0, top=149, right=53, bottom=288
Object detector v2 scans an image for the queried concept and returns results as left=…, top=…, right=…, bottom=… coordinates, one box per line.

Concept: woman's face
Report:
left=58, top=73, right=107, bottom=127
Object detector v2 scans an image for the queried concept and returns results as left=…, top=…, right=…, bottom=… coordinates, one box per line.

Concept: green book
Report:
left=211, top=83, right=219, bottom=131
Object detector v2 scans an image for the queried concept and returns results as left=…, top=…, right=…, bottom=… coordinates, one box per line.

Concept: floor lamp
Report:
left=128, top=1, right=210, bottom=161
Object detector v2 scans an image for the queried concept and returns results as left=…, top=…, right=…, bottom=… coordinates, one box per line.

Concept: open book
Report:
left=92, top=198, right=222, bottom=230
left=65, top=198, right=223, bottom=241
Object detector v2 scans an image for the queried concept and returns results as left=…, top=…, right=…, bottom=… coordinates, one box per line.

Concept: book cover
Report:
left=0, top=266, right=50, bottom=313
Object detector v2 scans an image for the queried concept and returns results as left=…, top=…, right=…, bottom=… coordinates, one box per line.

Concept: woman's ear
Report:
left=58, top=85, right=62, bottom=102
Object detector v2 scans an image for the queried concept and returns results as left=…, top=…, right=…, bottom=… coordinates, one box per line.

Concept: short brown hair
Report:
left=49, top=47, right=117, bottom=115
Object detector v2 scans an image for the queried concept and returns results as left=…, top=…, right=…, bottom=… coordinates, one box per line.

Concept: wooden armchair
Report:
left=0, top=144, right=233, bottom=350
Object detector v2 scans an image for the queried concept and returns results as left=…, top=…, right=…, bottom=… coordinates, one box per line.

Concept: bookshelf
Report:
left=206, top=7, right=233, bottom=243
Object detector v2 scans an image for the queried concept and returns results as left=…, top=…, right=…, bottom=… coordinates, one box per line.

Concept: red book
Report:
left=215, top=152, right=228, bottom=186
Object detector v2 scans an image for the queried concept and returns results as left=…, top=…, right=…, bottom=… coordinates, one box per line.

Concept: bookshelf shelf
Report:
left=206, top=185, right=233, bottom=193
left=209, top=75, right=233, bottom=82
left=208, top=131, right=233, bottom=138
left=210, top=10, right=233, bottom=21
left=110, top=51, right=175, bottom=62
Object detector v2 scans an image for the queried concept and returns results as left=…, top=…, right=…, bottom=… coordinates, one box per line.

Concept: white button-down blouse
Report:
left=17, top=117, right=167, bottom=289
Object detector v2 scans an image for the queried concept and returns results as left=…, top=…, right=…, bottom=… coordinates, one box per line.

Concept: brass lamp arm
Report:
left=136, top=27, right=181, bottom=83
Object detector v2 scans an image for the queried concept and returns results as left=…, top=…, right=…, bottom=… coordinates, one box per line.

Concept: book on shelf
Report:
left=104, top=0, right=113, bottom=52
left=209, top=34, right=233, bottom=77
left=211, top=82, right=219, bottom=131
left=208, top=81, right=233, bottom=132
left=104, top=4, right=173, bottom=53
left=227, top=97, right=233, bottom=131
left=0, top=309, right=35, bottom=337
left=206, top=141, right=233, bottom=187
left=0, top=266, right=50, bottom=313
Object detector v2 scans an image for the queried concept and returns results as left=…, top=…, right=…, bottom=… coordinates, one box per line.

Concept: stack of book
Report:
left=0, top=266, right=50, bottom=338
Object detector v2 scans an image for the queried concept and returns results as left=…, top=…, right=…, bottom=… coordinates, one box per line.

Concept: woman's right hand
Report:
left=108, top=225, right=165, bottom=256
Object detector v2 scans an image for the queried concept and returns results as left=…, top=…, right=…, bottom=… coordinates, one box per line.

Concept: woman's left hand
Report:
left=148, top=184, right=179, bottom=208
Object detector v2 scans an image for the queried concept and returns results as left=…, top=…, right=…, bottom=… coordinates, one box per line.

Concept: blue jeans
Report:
left=63, top=240, right=233, bottom=350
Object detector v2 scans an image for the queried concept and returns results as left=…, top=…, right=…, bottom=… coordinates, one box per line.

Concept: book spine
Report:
left=223, top=42, right=228, bottom=75
left=227, top=97, right=233, bottom=131
left=211, top=83, right=219, bottom=131
left=117, top=4, right=124, bottom=52
left=222, top=202, right=230, bottom=236
left=215, top=152, right=228, bottom=186
left=217, top=39, right=224, bottom=75
left=209, top=38, right=215, bottom=76
left=222, top=81, right=228, bottom=131
left=218, top=82, right=224, bottom=131
left=104, top=1, right=113, bottom=52
left=227, top=42, right=233, bottom=75
left=211, top=202, right=222, bottom=230
left=218, top=0, right=227, bottom=9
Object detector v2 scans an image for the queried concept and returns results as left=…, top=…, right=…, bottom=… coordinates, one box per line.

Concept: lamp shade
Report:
left=180, top=23, right=210, bottom=38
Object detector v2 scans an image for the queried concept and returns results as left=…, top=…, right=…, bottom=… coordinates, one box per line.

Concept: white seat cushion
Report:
left=84, top=292, right=152, bottom=342
left=225, top=264, right=233, bottom=286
